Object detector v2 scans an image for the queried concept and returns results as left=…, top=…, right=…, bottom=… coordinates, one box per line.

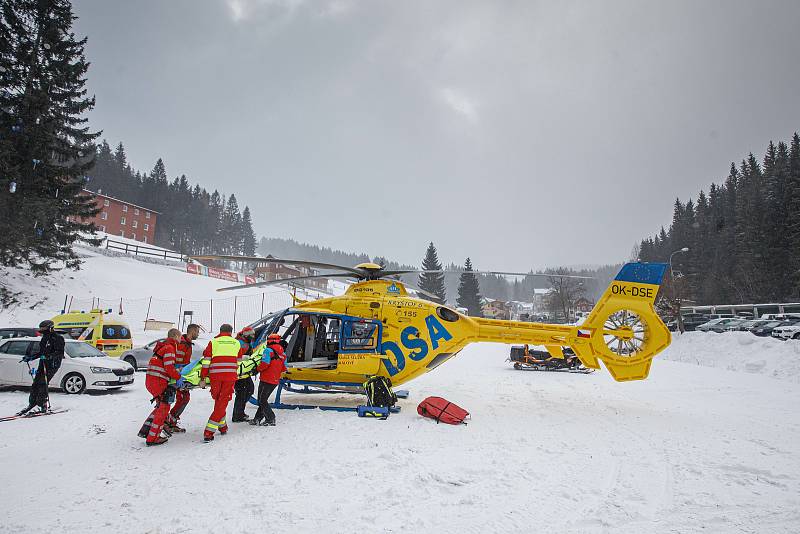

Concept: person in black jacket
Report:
left=17, top=320, right=65, bottom=416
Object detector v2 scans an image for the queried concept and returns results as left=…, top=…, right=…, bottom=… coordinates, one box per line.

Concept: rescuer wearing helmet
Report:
left=250, top=333, right=287, bottom=426
left=200, top=324, right=244, bottom=442
left=138, top=328, right=183, bottom=446
left=165, top=323, right=200, bottom=433
left=231, top=326, right=257, bottom=423
left=17, top=320, right=65, bottom=416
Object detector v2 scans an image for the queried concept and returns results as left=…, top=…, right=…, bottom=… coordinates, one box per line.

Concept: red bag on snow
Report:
left=417, top=396, right=469, bottom=425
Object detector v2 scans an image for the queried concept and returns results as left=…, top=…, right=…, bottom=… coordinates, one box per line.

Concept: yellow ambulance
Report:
left=50, top=309, right=134, bottom=357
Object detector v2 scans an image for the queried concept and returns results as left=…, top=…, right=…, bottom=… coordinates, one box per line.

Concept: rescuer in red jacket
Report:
left=138, top=329, right=183, bottom=446
left=200, top=324, right=244, bottom=442
left=166, top=324, right=200, bottom=433
left=250, top=334, right=287, bottom=426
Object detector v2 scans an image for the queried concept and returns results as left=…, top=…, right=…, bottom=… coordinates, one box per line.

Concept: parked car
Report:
left=772, top=322, right=800, bottom=340
left=731, top=319, right=772, bottom=332
left=759, top=313, right=800, bottom=321
left=120, top=338, right=165, bottom=370
left=696, top=318, right=741, bottom=332
left=752, top=320, right=799, bottom=337
left=705, top=314, right=736, bottom=320
left=0, top=337, right=134, bottom=394
left=722, top=318, right=751, bottom=331
left=0, top=328, right=41, bottom=340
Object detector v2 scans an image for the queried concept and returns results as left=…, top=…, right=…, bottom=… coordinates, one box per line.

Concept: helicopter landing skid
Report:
left=251, top=379, right=403, bottom=413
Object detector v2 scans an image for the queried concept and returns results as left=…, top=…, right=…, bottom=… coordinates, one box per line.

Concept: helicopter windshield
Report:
left=246, top=309, right=290, bottom=344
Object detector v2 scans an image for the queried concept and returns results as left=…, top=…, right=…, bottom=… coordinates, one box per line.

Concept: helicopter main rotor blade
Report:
left=474, top=270, right=595, bottom=280
left=190, top=255, right=364, bottom=276
left=216, top=272, right=358, bottom=292
left=383, top=268, right=594, bottom=280
left=399, top=283, right=442, bottom=301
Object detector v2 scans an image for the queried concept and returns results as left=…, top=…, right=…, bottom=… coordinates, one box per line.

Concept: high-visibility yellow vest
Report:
left=211, top=336, right=241, bottom=356
left=201, top=335, right=241, bottom=380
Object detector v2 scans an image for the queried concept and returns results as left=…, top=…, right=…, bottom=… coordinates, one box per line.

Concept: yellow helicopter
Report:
left=190, top=257, right=671, bottom=409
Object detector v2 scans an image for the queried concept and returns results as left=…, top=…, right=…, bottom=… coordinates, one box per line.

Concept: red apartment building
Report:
left=81, top=189, right=159, bottom=244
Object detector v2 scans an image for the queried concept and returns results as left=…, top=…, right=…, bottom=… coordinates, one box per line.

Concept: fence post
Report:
left=261, top=293, right=265, bottom=317
left=178, top=298, right=183, bottom=328
left=210, top=299, right=213, bottom=331
left=145, top=296, right=152, bottom=323
left=62, top=294, right=69, bottom=313
left=233, top=296, right=238, bottom=330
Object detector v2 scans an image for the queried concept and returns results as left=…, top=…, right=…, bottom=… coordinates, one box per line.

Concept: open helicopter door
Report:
left=336, top=318, right=383, bottom=375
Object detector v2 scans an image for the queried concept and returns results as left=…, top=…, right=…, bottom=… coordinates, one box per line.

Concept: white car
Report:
left=696, top=318, right=741, bottom=332
left=0, top=337, right=135, bottom=394
left=772, top=323, right=800, bottom=341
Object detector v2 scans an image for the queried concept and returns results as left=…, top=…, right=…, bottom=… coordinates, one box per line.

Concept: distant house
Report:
left=574, top=297, right=594, bottom=313
left=75, top=189, right=158, bottom=244
left=482, top=298, right=512, bottom=320
left=254, top=255, right=328, bottom=291
left=532, top=288, right=549, bottom=314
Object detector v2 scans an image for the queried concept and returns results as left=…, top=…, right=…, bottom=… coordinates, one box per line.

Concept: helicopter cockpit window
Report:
left=436, top=307, right=460, bottom=322
left=340, top=320, right=378, bottom=351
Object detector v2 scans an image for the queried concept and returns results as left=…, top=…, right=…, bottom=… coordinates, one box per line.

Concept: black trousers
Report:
left=254, top=382, right=277, bottom=424
left=27, top=364, right=58, bottom=411
left=232, top=376, right=254, bottom=418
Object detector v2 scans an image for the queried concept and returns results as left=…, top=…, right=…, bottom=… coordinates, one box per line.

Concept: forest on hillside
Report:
left=639, top=133, right=800, bottom=305
left=87, top=141, right=256, bottom=256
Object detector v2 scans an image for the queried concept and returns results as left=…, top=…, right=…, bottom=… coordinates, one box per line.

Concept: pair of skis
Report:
left=0, top=359, right=68, bottom=422
left=0, top=409, right=69, bottom=423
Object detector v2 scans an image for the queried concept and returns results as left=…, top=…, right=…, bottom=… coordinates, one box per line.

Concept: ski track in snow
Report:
left=1, top=252, right=799, bottom=532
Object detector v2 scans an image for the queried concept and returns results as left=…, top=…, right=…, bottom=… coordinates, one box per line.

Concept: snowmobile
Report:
left=509, top=345, right=594, bottom=374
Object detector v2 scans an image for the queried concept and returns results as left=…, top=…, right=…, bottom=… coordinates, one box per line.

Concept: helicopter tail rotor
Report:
left=568, top=262, right=671, bottom=381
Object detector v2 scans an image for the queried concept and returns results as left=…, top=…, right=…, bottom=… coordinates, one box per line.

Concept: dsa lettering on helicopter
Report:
left=381, top=314, right=453, bottom=376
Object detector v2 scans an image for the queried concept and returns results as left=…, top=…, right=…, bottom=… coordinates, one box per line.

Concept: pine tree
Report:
left=787, top=133, right=800, bottom=296
left=147, top=158, right=171, bottom=245
left=418, top=242, right=446, bottom=303
left=222, top=194, right=243, bottom=254
left=456, top=258, right=483, bottom=316
left=241, top=206, right=256, bottom=255
left=0, top=0, right=101, bottom=273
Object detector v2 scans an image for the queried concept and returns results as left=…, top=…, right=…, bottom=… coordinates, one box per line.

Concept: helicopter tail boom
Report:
left=471, top=262, right=671, bottom=382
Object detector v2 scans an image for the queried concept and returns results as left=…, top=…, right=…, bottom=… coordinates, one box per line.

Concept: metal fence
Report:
left=682, top=302, right=800, bottom=317
left=63, top=291, right=299, bottom=333
left=104, top=239, right=186, bottom=262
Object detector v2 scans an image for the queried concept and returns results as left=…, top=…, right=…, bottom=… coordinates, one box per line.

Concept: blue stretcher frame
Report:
left=248, top=379, right=407, bottom=413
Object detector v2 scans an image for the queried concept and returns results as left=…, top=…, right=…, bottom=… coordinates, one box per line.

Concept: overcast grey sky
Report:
left=72, top=0, right=800, bottom=271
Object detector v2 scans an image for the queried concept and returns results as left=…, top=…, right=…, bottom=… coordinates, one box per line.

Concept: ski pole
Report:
left=40, top=359, right=50, bottom=412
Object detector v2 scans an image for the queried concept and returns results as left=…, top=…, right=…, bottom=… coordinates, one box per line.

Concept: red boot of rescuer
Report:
left=140, top=329, right=183, bottom=447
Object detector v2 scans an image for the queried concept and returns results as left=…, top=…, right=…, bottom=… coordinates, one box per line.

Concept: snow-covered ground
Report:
left=1, top=251, right=799, bottom=532
left=0, top=341, right=798, bottom=533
